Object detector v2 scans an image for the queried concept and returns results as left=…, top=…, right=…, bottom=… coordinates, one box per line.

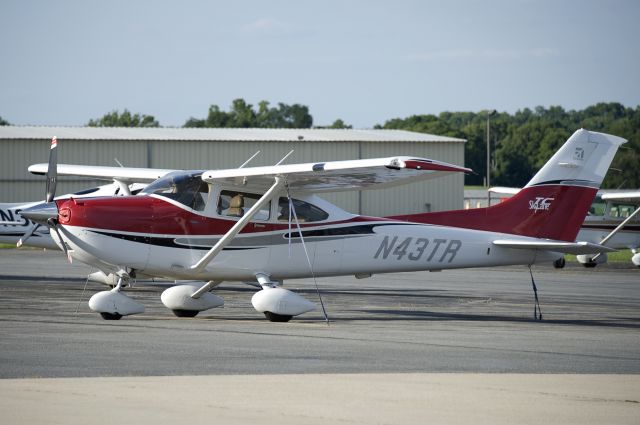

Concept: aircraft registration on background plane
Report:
left=488, top=187, right=640, bottom=268
left=0, top=183, right=149, bottom=249
left=19, top=129, right=625, bottom=322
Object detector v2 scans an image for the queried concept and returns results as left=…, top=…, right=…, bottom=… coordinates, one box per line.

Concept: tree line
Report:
left=1, top=101, right=637, bottom=188
left=379, top=103, right=639, bottom=189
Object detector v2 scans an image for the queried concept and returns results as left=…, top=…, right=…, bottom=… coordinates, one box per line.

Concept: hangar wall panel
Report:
left=0, top=129, right=464, bottom=217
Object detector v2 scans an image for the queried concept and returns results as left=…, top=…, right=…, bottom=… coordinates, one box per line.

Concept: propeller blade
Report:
left=48, top=218, right=70, bottom=261
left=17, top=224, right=41, bottom=248
left=45, top=136, right=58, bottom=203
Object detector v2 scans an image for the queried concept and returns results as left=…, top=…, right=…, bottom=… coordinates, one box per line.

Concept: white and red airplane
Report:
left=20, top=129, right=625, bottom=322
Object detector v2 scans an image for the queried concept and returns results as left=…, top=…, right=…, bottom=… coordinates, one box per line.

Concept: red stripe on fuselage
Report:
left=392, top=184, right=597, bottom=241
left=56, top=196, right=389, bottom=236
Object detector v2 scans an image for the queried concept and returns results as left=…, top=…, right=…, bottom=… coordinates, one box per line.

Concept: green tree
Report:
left=256, top=101, right=280, bottom=127
left=328, top=119, right=353, bottom=129
left=87, top=109, right=159, bottom=127
left=229, top=98, right=257, bottom=127
left=274, top=103, right=313, bottom=128
left=184, top=99, right=313, bottom=129
left=0, top=116, right=10, bottom=126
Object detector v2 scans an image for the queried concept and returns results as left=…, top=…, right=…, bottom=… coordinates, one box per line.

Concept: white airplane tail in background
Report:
left=525, top=129, right=626, bottom=189
left=395, top=129, right=627, bottom=241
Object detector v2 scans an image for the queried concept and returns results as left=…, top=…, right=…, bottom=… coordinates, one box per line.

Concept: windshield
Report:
left=142, top=171, right=209, bottom=211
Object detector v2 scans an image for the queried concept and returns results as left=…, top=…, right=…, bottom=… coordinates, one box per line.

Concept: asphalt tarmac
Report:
left=0, top=249, right=638, bottom=377
left=0, top=249, right=638, bottom=424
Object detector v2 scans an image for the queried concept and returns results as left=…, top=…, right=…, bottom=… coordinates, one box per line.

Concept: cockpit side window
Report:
left=609, top=203, right=637, bottom=219
left=277, top=197, right=329, bottom=222
left=142, top=172, right=209, bottom=211
left=217, top=190, right=271, bottom=221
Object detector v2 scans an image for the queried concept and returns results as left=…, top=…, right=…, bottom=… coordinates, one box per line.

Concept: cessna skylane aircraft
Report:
left=20, top=129, right=625, bottom=322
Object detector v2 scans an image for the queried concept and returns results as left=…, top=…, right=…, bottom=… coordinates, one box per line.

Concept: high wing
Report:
left=493, top=239, right=616, bottom=255
left=488, top=186, right=520, bottom=195
left=201, top=156, right=471, bottom=193
left=29, top=163, right=175, bottom=183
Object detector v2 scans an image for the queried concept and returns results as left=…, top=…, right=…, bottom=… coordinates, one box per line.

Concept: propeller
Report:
left=18, top=137, right=69, bottom=259
left=46, top=136, right=58, bottom=203
left=17, top=223, right=41, bottom=248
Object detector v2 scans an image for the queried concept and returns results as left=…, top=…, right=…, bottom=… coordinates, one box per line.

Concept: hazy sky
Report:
left=1, top=0, right=639, bottom=128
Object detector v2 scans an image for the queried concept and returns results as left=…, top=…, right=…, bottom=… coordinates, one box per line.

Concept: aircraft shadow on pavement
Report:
left=349, top=309, right=640, bottom=329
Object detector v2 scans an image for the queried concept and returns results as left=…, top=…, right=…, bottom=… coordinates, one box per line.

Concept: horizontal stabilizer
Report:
left=492, top=239, right=617, bottom=255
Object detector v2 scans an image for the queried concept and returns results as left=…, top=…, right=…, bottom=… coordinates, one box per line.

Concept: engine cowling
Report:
left=160, top=284, right=224, bottom=312
left=632, top=252, right=640, bottom=267
left=251, top=287, right=316, bottom=317
left=88, top=289, right=145, bottom=317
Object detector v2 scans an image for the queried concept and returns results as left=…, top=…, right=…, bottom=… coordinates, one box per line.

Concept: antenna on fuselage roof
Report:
left=275, top=150, right=294, bottom=166
left=238, top=151, right=261, bottom=169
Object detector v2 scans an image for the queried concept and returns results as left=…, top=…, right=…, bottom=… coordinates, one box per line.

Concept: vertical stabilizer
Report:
left=394, top=129, right=627, bottom=241
left=525, top=129, right=626, bottom=189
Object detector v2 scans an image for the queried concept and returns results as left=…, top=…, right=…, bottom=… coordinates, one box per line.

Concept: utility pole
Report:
left=486, top=110, right=497, bottom=207
left=486, top=109, right=497, bottom=189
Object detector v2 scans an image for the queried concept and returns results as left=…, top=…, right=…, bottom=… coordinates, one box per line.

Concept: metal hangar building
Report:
left=0, top=126, right=466, bottom=216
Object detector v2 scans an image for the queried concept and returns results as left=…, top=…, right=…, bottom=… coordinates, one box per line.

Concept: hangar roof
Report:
left=0, top=126, right=465, bottom=143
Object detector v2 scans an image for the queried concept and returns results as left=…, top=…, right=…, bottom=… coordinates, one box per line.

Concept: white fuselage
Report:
left=57, top=218, right=556, bottom=282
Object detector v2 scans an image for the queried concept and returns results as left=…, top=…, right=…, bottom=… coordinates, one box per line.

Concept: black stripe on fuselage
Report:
left=285, top=223, right=385, bottom=238
left=89, top=223, right=419, bottom=251
left=89, top=230, right=244, bottom=251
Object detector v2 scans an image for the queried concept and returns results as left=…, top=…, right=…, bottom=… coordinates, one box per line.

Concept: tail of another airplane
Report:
left=394, top=129, right=627, bottom=241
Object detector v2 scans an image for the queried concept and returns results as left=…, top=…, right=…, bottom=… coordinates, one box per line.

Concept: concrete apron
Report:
left=1, top=373, right=638, bottom=425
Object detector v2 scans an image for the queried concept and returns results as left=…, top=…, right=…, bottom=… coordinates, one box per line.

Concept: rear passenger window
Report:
left=277, top=197, right=328, bottom=222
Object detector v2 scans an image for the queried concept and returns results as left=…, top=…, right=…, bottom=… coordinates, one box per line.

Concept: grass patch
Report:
left=566, top=250, right=633, bottom=263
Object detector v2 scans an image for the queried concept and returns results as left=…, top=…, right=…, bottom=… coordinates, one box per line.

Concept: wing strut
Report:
left=189, top=176, right=285, bottom=274
left=591, top=205, right=640, bottom=261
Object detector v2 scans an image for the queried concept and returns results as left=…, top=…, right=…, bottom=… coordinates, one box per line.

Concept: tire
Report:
left=100, top=312, right=123, bottom=320
left=264, top=311, right=293, bottom=322
left=172, top=309, right=200, bottom=318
